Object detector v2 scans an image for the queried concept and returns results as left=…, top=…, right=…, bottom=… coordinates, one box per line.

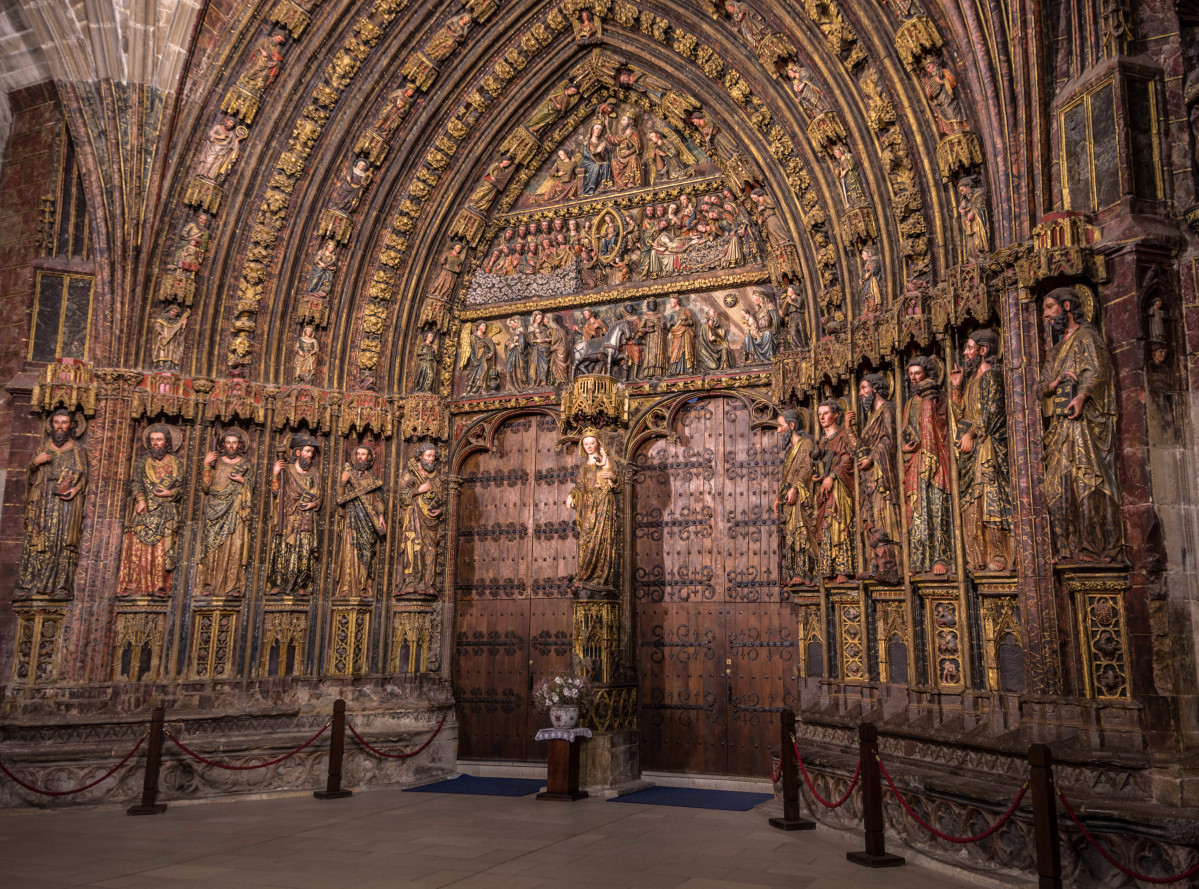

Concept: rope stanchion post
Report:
left=127, top=706, right=167, bottom=816
left=846, top=722, right=905, bottom=869
left=769, top=710, right=815, bottom=831
left=314, top=699, right=352, bottom=800
left=1029, top=743, right=1062, bottom=889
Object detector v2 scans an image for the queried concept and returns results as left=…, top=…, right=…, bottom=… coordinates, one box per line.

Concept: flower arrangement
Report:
left=531, top=674, right=590, bottom=713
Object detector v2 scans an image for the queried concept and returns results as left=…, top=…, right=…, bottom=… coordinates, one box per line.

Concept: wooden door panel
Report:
left=727, top=604, right=797, bottom=776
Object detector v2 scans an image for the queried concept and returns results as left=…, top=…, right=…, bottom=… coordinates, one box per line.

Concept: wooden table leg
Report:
left=537, top=738, right=588, bottom=802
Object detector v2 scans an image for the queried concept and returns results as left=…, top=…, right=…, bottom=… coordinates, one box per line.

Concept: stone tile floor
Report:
left=0, top=785, right=980, bottom=889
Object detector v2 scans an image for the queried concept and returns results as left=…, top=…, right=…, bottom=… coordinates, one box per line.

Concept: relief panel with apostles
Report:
left=634, top=396, right=793, bottom=776
left=452, top=415, right=575, bottom=761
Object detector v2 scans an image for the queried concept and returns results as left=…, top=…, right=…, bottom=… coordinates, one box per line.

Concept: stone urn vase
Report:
left=549, top=705, right=579, bottom=729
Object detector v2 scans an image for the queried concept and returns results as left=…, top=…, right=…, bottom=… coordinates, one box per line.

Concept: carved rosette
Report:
left=183, top=177, right=223, bottom=213
left=220, top=86, right=261, bottom=124
left=935, top=131, right=984, bottom=181
left=832, top=591, right=867, bottom=682
left=328, top=601, right=373, bottom=676
left=560, top=374, right=629, bottom=432
left=189, top=604, right=240, bottom=680
left=130, top=373, right=197, bottom=419
left=894, top=16, right=944, bottom=70
left=392, top=604, right=439, bottom=673
left=318, top=209, right=354, bottom=245
left=354, top=129, right=391, bottom=165
left=158, top=271, right=197, bottom=306
left=268, top=0, right=311, bottom=38
left=9, top=601, right=66, bottom=685
left=1064, top=570, right=1132, bottom=700
left=402, top=393, right=449, bottom=440
left=32, top=359, right=97, bottom=416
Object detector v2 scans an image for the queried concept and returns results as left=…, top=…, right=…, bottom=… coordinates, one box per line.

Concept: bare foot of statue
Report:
left=932, top=562, right=949, bottom=576
left=987, top=559, right=1007, bottom=571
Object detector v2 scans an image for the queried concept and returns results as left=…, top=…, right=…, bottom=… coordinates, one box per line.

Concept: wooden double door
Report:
left=633, top=397, right=795, bottom=776
left=451, top=398, right=795, bottom=775
left=453, top=414, right=575, bottom=761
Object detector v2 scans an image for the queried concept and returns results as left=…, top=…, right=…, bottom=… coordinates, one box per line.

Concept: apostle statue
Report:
left=568, top=430, right=620, bottom=593
left=667, top=296, right=697, bottom=375
left=398, top=443, right=446, bottom=597
left=117, top=425, right=184, bottom=598
left=151, top=305, right=189, bottom=371
left=1039, top=288, right=1122, bottom=561
left=950, top=329, right=1013, bottom=572
left=267, top=434, right=322, bottom=596
left=198, top=428, right=254, bottom=598
left=902, top=357, right=954, bottom=576
left=15, top=409, right=88, bottom=600
left=857, top=374, right=901, bottom=583
left=775, top=411, right=816, bottom=585
left=238, top=33, right=286, bottom=95
left=428, top=243, right=466, bottom=301
left=414, top=331, right=440, bottom=393
left=813, top=400, right=857, bottom=583
left=335, top=444, right=387, bottom=599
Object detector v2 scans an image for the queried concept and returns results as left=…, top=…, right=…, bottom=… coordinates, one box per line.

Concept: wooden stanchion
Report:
left=314, top=699, right=352, bottom=800
left=1029, top=744, right=1062, bottom=889
left=127, top=706, right=167, bottom=815
left=770, top=710, right=815, bottom=830
left=846, top=722, right=904, bottom=868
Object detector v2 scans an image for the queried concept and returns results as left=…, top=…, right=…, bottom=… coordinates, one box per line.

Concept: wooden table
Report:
left=534, top=727, right=591, bottom=801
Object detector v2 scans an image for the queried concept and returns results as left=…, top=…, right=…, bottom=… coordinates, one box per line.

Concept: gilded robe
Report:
left=668, top=308, right=697, bottom=374
left=859, top=403, right=902, bottom=583
left=903, top=382, right=955, bottom=574
left=399, top=458, right=445, bottom=595
left=571, top=459, right=619, bottom=591
left=698, top=317, right=734, bottom=371
left=779, top=434, right=816, bottom=584
left=1039, top=322, right=1122, bottom=560
left=16, top=440, right=88, bottom=599
left=640, top=310, right=669, bottom=377
left=198, top=455, right=253, bottom=597
left=953, top=366, right=1013, bottom=571
left=117, top=452, right=184, bottom=597
left=335, top=467, right=386, bottom=598
left=814, top=427, right=856, bottom=580
left=268, top=461, right=322, bottom=595
left=414, top=342, right=439, bottom=393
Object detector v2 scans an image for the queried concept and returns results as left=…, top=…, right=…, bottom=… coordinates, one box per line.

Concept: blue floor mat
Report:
left=609, top=786, right=773, bottom=811
left=405, top=775, right=545, bottom=796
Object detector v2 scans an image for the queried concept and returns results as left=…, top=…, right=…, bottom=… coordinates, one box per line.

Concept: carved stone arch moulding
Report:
left=450, top=406, right=564, bottom=473
left=623, top=387, right=774, bottom=458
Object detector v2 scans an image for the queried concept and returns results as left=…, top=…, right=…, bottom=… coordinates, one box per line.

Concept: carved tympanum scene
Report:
left=1, top=0, right=1198, bottom=882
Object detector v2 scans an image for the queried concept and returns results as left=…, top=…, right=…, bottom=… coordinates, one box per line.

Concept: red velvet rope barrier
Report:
left=0, top=735, right=146, bottom=797
left=165, top=724, right=328, bottom=771
left=877, top=757, right=1027, bottom=844
left=793, top=739, right=860, bottom=808
left=1058, top=791, right=1199, bottom=885
left=346, top=711, right=448, bottom=759
left=770, top=759, right=783, bottom=783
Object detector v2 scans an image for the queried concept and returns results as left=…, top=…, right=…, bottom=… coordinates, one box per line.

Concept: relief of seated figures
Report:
left=453, top=286, right=790, bottom=398
left=465, top=107, right=762, bottom=308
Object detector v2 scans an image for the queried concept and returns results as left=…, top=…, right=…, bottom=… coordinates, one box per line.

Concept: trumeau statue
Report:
left=902, top=357, right=954, bottom=576
left=117, top=425, right=184, bottom=598
left=950, top=328, right=1013, bottom=572
left=813, top=399, right=857, bottom=583
left=857, top=375, right=902, bottom=583
left=398, top=443, right=446, bottom=597
left=568, top=430, right=620, bottom=594
left=335, top=444, right=387, bottom=599
left=197, top=428, right=254, bottom=598
left=15, top=409, right=89, bottom=600
left=268, top=434, right=323, bottom=596
left=776, top=411, right=817, bottom=585
left=1039, top=287, right=1123, bottom=562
